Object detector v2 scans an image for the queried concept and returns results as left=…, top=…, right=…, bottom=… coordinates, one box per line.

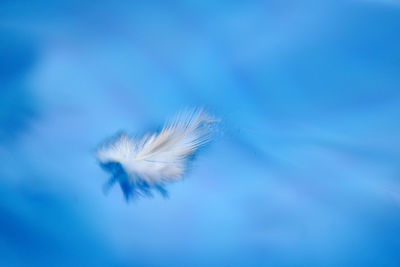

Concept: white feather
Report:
left=96, top=108, right=215, bottom=190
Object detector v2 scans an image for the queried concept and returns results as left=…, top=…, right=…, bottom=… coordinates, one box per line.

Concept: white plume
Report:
left=96, top=108, right=216, bottom=198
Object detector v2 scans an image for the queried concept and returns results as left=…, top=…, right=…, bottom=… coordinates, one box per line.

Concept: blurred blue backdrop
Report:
left=1, top=0, right=400, bottom=266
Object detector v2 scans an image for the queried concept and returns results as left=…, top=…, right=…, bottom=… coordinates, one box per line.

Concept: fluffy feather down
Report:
left=96, top=108, right=215, bottom=197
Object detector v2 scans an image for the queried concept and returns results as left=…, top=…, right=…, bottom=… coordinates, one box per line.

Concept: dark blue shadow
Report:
left=100, top=161, right=168, bottom=201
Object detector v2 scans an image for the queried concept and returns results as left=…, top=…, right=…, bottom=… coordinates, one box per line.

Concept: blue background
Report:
left=1, top=0, right=400, bottom=266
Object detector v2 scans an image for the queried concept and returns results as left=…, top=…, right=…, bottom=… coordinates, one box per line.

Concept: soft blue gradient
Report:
left=1, top=0, right=400, bottom=266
